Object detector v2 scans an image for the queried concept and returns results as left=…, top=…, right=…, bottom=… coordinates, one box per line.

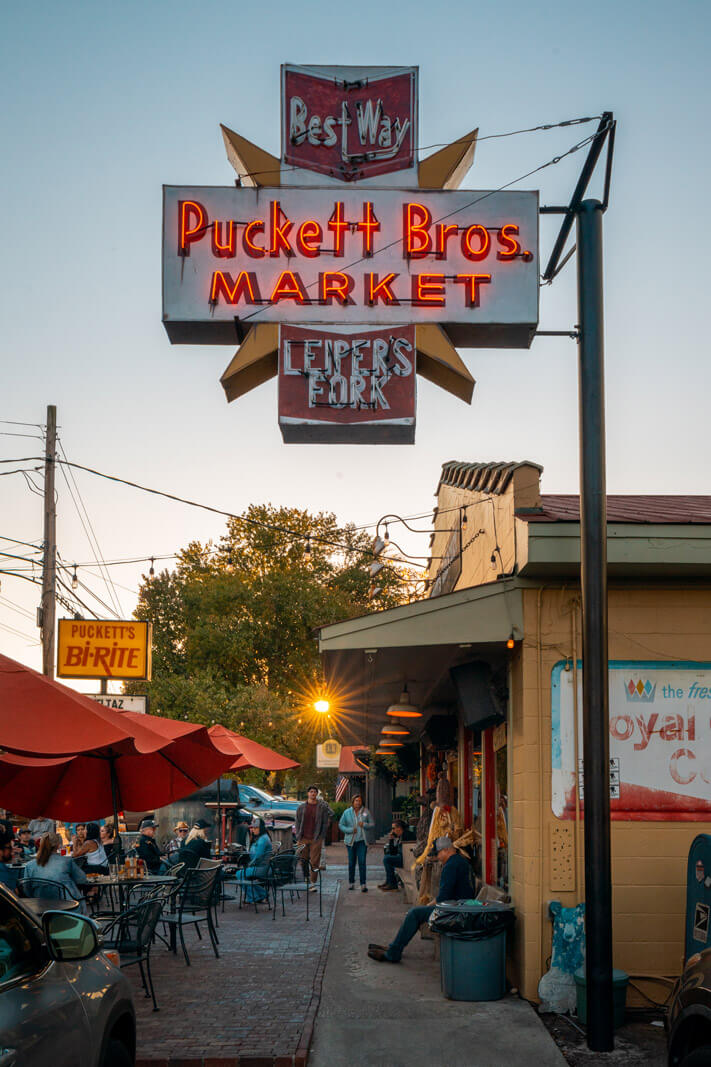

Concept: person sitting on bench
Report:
left=368, top=836, right=472, bottom=963
left=378, top=819, right=406, bottom=891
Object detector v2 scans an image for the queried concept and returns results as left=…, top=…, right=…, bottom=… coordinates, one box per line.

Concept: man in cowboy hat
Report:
left=166, top=820, right=189, bottom=863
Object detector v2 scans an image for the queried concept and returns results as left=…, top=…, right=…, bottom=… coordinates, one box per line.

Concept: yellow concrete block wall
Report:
left=507, top=585, right=711, bottom=1001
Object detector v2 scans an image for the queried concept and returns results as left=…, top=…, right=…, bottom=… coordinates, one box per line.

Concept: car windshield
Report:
left=242, top=786, right=273, bottom=803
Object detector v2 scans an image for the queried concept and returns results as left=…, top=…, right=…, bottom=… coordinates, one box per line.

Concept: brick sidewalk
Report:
left=132, top=857, right=341, bottom=1067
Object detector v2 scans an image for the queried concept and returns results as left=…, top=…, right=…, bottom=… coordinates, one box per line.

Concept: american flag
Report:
left=335, top=775, right=349, bottom=801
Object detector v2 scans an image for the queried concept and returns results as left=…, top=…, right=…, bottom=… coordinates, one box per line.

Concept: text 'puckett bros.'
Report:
left=162, top=187, right=539, bottom=346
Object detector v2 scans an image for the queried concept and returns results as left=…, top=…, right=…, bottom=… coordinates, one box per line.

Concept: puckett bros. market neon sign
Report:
left=161, top=64, right=540, bottom=443
left=163, top=187, right=538, bottom=342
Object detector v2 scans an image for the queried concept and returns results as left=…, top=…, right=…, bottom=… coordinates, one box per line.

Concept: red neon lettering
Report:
left=497, top=223, right=521, bottom=258
left=357, top=202, right=380, bottom=256
left=270, top=201, right=294, bottom=257
left=454, top=273, right=491, bottom=307
left=270, top=270, right=309, bottom=304
left=296, top=220, right=323, bottom=258
left=328, top=202, right=348, bottom=257
left=320, top=272, right=354, bottom=305
left=366, top=273, right=399, bottom=306
left=212, top=220, right=236, bottom=258
left=462, top=224, right=490, bottom=261
left=178, top=200, right=208, bottom=255
left=210, top=271, right=261, bottom=305
left=243, top=220, right=266, bottom=258
left=413, top=273, right=446, bottom=306
left=404, top=203, right=433, bottom=258
left=436, top=223, right=459, bottom=258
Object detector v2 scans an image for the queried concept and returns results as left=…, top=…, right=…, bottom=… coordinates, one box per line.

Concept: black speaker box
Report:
left=450, top=661, right=505, bottom=731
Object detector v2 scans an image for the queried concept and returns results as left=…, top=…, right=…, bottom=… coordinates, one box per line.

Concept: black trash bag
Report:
left=429, top=901, right=515, bottom=941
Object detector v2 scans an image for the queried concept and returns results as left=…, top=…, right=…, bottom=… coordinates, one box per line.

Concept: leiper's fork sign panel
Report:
left=57, top=620, right=152, bottom=680
left=552, top=661, right=711, bottom=821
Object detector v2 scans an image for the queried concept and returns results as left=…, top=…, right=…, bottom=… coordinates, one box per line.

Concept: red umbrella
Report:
left=0, top=712, right=235, bottom=822
left=208, top=724, right=299, bottom=771
left=0, top=653, right=172, bottom=758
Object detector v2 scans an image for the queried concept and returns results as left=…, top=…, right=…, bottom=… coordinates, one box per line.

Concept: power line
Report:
left=232, top=115, right=601, bottom=181
left=56, top=438, right=123, bottom=616
left=230, top=126, right=607, bottom=329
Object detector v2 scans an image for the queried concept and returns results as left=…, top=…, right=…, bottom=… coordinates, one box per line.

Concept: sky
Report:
left=1, top=0, right=709, bottom=681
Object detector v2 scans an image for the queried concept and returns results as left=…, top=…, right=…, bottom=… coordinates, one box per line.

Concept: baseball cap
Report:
left=429, top=835, right=453, bottom=856
left=194, top=818, right=211, bottom=830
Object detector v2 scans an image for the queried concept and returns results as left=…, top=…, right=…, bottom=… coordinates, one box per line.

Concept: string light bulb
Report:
left=304, top=534, right=312, bottom=556
left=461, top=507, right=468, bottom=527
left=149, top=557, right=155, bottom=579
left=71, top=565, right=78, bottom=590
left=383, top=523, right=389, bottom=542
left=507, top=632, right=515, bottom=650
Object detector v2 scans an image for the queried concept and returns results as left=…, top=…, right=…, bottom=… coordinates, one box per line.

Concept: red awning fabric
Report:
left=208, top=724, right=299, bottom=771
left=338, top=745, right=369, bottom=773
left=0, top=654, right=171, bottom=758
left=0, top=712, right=235, bottom=821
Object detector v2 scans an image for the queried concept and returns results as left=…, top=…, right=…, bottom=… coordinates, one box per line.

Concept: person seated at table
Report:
left=99, top=823, right=117, bottom=864
left=234, top=818, right=273, bottom=903
left=0, top=831, right=19, bottom=893
left=166, top=820, right=189, bottom=864
left=178, top=819, right=213, bottom=869
left=27, top=816, right=55, bottom=843
left=24, top=832, right=88, bottom=910
left=70, top=823, right=86, bottom=855
left=14, top=828, right=36, bottom=860
left=72, top=822, right=109, bottom=875
left=136, top=818, right=167, bottom=874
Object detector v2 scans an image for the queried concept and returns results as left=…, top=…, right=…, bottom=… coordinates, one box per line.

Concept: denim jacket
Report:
left=338, top=806, right=374, bottom=847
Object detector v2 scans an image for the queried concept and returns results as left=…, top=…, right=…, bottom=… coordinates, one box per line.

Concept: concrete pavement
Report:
left=310, top=847, right=567, bottom=1067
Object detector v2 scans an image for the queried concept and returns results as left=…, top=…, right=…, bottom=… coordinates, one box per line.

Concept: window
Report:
left=0, top=895, right=42, bottom=987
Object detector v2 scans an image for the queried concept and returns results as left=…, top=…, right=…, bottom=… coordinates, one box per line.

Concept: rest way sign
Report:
left=278, top=324, right=416, bottom=443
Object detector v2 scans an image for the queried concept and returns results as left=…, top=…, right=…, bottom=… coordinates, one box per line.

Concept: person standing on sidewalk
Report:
left=295, top=785, right=333, bottom=892
left=339, top=793, right=374, bottom=893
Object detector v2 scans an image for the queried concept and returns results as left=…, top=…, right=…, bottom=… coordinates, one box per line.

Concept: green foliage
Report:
left=330, top=801, right=349, bottom=822
left=127, top=504, right=415, bottom=788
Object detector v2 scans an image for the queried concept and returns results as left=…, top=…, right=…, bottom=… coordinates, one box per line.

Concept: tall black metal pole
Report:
left=577, top=198, right=613, bottom=1051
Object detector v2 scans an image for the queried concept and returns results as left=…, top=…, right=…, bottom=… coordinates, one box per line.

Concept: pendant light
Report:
left=385, top=684, right=422, bottom=718
left=381, top=722, right=411, bottom=737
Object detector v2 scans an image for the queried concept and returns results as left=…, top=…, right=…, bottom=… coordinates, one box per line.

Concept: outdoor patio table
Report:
left=87, top=872, right=176, bottom=913
left=21, top=897, right=80, bottom=918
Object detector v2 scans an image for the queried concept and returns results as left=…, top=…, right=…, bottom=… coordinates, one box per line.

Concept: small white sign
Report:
left=89, top=694, right=147, bottom=714
left=316, top=739, right=342, bottom=768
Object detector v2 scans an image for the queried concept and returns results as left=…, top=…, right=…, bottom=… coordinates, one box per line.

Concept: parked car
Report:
left=667, top=947, right=711, bottom=1065
left=0, top=884, right=136, bottom=1066
left=237, top=784, right=299, bottom=815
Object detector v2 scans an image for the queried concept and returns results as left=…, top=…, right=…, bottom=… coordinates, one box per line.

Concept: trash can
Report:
left=430, top=900, right=515, bottom=1002
left=574, top=967, right=629, bottom=1029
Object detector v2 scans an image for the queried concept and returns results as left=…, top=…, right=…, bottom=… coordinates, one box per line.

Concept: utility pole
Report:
left=577, top=200, right=614, bottom=1052
left=41, top=405, right=57, bottom=678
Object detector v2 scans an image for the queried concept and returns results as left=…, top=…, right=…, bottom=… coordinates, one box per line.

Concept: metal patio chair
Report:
left=160, top=866, right=221, bottom=966
left=17, top=877, right=73, bottom=901
left=101, top=897, right=164, bottom=1011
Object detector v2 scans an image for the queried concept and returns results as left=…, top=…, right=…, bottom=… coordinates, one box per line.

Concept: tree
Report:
left=128, top=504, right=415, bottom=789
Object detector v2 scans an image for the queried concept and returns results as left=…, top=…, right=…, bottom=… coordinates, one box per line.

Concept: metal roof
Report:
left=522, top=495, right=711, bottom=525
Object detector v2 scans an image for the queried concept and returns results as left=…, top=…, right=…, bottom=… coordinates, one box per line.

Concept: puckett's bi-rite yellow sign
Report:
left=57, top=620, right=152, bottom=680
